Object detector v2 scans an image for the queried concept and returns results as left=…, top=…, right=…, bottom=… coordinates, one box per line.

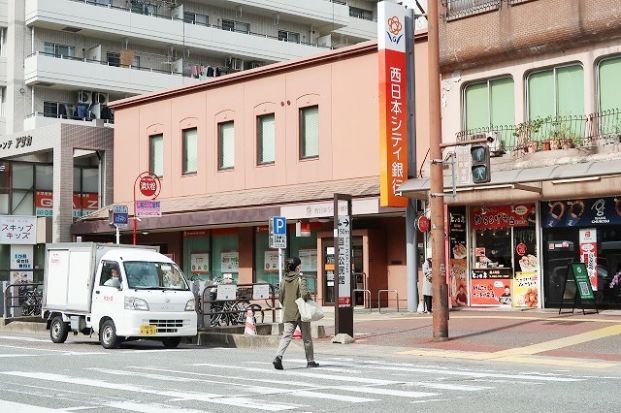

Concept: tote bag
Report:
left=295, top=297, right=325, bottom=322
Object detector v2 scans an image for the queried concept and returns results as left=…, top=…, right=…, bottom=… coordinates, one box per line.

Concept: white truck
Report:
left=42, top=243, right=197, bottom=349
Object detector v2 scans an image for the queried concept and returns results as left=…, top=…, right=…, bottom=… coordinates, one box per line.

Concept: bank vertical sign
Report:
left=378, top=1, right=408, bottom=207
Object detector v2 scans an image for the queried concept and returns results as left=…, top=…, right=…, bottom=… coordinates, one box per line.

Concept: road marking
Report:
left=0, top=400, right=67, bottom=412
left=489, top=323, right=621, bottom=357
left=1, top=372, right=299, bottom=411
left=105, top=401, right=210, bottom=413
left=0, top=335, right=51, bottom=343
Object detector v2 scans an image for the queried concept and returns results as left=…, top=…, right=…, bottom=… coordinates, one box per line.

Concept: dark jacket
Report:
left=279, top=271, right=311, bottom=322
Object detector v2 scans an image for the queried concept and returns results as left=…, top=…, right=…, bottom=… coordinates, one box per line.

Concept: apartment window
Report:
left=182, top=128, right=198, bottom=174
left=349, top=7, right=373, bottom=20
left=278, top=30, right=300, bottom=44
left=464, top=77, right=514, bottom=130
left=222, top=19, right=249, bottom=34
left=184, top=12, right=209, bottom=26
left=43, top=101, right=70, bottom=119
left=218, top=121, right=235, bottom=170
left=0, top=28, right=6, bottom=57
left=44, top=42, right=75, bottom=58
left=299, top=106, right=319, bottom=159
left=0, top=87, right=5, bottom=117
left=149, top=134, right=164, bottom=177
left=527, top=64, right=584, bottom=120
left=599, top=56, right=621, bottom=112
left=107, top=52, right=120, bottom=67
left=257, top=114, right=275, bottom=165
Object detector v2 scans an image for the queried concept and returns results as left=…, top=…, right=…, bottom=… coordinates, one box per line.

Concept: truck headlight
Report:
left=124, top=297, right=149, bottom=311
left=185, top=298, right=195, bottom=311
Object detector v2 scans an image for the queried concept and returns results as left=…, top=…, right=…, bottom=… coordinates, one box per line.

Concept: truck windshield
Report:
left=123, top=261, right=189, bottom=290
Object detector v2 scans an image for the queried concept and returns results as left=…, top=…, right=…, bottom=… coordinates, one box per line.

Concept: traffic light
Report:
left=471, top=144, right=491, bottom=183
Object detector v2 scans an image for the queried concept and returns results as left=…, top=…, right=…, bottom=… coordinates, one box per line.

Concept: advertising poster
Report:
left=471, top=278, right=512, bottom=306
left=190, top=253, right=209, bottom=274
left=448, top=207, right=467, bottom=306
left=543, top=197, right=621, bottom=228
left=10, top=245, right=34, bottom=270
left=220, top=251, right=239, bottom=272
left=0, top=215, right=37, bottom=244
left=299, top=248, right=317, bottom=272
left=264, top=250, right=279, bottom=272
left=513, top=272, right=539, bottom=308
left=579, top=228, right=598, bottom=291
left=471, top=204, right=536, bottom=230
left=35, top=191, right=99, bottom=217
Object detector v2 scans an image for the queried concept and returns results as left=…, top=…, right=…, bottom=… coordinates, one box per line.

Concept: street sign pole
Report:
left=114, top=224, right=120, bottom=245
left=334, top=193, right=353, bottom=339
left=269, top=216, right=287, bottom=324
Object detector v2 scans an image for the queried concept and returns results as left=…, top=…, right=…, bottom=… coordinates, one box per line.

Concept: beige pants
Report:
left=275, top=320, right=314, bottom=362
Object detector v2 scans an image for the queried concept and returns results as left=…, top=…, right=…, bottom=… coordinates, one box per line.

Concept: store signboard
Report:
left=471, top=278, right=512, bottom=306
left=35, top=191, right=99, bottom=218
left=10, top=245, right=33, bottom=270
left=543, top=197, right=621, bottom=228
left=448, top=207, right=467, bottom=307
left=579, top=228, right=598, bottom=291
left=0, top=215, right=37, bottom=244
left=471, top=205, right=535, bottom=230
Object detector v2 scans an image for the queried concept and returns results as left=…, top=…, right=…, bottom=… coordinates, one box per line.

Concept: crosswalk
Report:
left=0, top=350, right=590, bottom=413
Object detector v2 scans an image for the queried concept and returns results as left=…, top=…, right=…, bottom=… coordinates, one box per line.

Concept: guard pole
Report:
left=115, top=224, right=120, bottom=245
left=429, top=0, right=449, bottom=340
left=277, top=247, right=283, bottom=323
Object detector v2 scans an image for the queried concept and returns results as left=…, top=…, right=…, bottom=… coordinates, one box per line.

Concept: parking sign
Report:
left=269, top=216, right=287, bottom=248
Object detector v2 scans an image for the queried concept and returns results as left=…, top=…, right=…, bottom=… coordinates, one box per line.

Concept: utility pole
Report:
left=428, top=0, right=449, bottom=340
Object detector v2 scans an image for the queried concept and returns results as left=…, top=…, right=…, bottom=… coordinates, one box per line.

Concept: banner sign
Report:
left=470, top=278, right=512, bottom=306
left=35, top=191, right=99, bottom=217
left=579, top=228, right=598, bottom=291
left=543, top=197, right=621, bottom=228
left=0, top=215, right=37, bottom=244
left=378, top=1, right=409, bottom=207
left=513, top=272, right=539, bottom=308
left=471, top=204, right=536, bottom=230
left=448, top=207, right=468, bottom=307
left=136, top=200, right=161, bottom=217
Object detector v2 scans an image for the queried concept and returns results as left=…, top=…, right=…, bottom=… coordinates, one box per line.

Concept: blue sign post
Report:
left=269, top=216, right=287, bottom=323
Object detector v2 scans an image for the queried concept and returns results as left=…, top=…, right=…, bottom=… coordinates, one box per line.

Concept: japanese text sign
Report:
left=0, top=215, right=37, bottom=245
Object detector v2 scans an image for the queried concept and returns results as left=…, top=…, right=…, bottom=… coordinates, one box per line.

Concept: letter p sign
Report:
left=272, top=216, right=287, bottom=235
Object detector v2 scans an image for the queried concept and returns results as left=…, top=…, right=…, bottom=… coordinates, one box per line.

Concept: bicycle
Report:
left=20, top=285, right=42, bottom=316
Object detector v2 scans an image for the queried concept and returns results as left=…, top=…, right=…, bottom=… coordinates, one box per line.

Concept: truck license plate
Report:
left=140, top=324, right=157, bottom=335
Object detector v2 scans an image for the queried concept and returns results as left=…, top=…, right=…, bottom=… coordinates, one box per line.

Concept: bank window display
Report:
left=542, top=197, right=621, bottom=309
left=212, top=231, right=239, bottom=283
left=254, top=229, right=279, bottom=287
left=470, top=205, right=538, bottom=308
left=290, top=231, right=318, bottom=294
left=183, top=232, right=210, bottom=281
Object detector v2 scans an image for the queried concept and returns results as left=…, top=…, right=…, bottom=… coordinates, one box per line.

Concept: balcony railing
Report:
left=67, top=0, right=330, bottom=49
left=456, top=110, right=621, bottom=155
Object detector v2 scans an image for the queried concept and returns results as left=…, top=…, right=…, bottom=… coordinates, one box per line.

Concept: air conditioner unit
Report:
left=95, top=92, right=109, bottom=106
left=486, top=132, right=504, bottom=155
left=77, top=90, right=92, bottom=105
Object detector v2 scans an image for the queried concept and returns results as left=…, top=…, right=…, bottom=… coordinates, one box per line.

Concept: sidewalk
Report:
left=311, top=306, right=621, bottom=368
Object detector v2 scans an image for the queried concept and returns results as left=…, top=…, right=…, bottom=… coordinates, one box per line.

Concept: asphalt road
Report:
left=1, top=330, right=620, bottom=413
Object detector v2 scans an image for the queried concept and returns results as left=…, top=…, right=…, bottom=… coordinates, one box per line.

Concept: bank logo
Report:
left=386, top=16, right=404, bottom=44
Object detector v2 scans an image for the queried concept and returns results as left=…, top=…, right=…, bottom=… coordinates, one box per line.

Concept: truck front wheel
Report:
left=162, top=337, right=181, bottom=349
left=100, top=320, right=120, bottom=349
left=50, top=316, right=69, bottom=344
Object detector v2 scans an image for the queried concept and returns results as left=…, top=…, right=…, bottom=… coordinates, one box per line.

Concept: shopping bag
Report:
left=295, top=297, right=325, bottom=322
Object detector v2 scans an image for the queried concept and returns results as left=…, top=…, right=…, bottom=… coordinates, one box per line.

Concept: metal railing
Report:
left=377, top=289, right=400, bottom=313
left=443, top=0, right=501, bottom=21
left=3, top=282, right=43, bottom=318
left=68, top=0, right=330, bottom=49
left=455, top=111, right=621, bottom=155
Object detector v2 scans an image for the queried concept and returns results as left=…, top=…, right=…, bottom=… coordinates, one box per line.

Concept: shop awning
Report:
left=398, top=158, right=621, bottom=202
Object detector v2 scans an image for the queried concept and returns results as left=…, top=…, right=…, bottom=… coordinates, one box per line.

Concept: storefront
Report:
left=542, top=197, right=621, bottom=309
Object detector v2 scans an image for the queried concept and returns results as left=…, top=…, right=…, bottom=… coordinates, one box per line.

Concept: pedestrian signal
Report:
left=471, top=144, right=491, bottom=184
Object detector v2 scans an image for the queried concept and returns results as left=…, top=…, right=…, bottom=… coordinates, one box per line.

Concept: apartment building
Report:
left=401, top=0, right=621, bottom=310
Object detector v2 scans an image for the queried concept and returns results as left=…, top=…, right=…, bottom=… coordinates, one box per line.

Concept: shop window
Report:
left=12, top=190, right=33, bottom=215
left=0, top=161, right=11, bottom=190
left=183, top=233, right=211, bottom=281
left=35, top=165, right=53, bottom=191
left=82, top=168, right=99, bottom=193
left=218, top=121, right=235, bottom=170
left=12, top=163, right=33, bottom=190
left=527, top=64, right=584, bottom=120
left=299, top=105, right=319, bottom=159
left=149, top=134, right=163, bottom=177
left=464, top=77, right=514, bottom=144
left=212, top=232, right=239, bottom=283
left=257, top=113, right=275, bottom=165
left=182, top=128, right=198, bottom=175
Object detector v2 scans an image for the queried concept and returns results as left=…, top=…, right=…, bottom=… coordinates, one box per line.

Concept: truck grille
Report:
left=149, top=319, right=184, bottom=333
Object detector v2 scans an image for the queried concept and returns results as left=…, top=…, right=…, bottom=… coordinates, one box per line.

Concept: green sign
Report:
left=569, top=263, right=595, bottom=301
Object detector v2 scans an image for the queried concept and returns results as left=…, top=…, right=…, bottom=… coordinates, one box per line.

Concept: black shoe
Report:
left=306, top=361, right=319, bottom=368
left=273, top=357, right=283, bottom=370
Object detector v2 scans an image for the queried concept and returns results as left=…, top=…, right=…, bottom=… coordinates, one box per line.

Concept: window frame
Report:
left=462, top=75, right=514, bottom=130
left=277, top=30, right=300, bottom=43
left=299, top=105, right=319, bottom=160
left=525, top=63, right=584, bottom=120
left=149, top=134, right=164, bottom=177
left=182, top=127, right=198, bottom=175
left=217, top=121, right=235, bottom=170
left=256, top=113, right=276, bottom=165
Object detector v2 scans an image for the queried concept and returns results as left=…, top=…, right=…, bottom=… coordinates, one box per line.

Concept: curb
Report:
left=0, top=320, right=48, bottom=334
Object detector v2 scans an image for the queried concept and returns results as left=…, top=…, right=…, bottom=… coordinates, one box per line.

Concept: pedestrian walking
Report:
left=422, top=258, right=433, bottom=313
left=272, top=256, right=319, bottom=370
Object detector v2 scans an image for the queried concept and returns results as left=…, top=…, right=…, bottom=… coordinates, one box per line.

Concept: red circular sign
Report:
left=516, top=242, right=527, bottom=256
left=417, top=216, right=431, bottom=233
left=139, top=175, right=158, bottom=197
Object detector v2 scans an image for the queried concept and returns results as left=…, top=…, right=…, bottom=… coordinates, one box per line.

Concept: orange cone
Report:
left=293, top=325, right=302, bottom=340
left=244, top=308, right=256, bottom=336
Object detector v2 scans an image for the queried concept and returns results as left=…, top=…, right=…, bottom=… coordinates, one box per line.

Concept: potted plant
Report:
left=514, top=118, right=544, bottom=153
left=542, top=140, right=551, bottom=151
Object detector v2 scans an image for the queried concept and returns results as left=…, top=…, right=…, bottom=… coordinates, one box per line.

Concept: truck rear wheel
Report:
left=100, top=320, right=120, bottom=349
left=162, top=337, right=181, bottom=349
left=50, top=316, right=69, bottom=344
